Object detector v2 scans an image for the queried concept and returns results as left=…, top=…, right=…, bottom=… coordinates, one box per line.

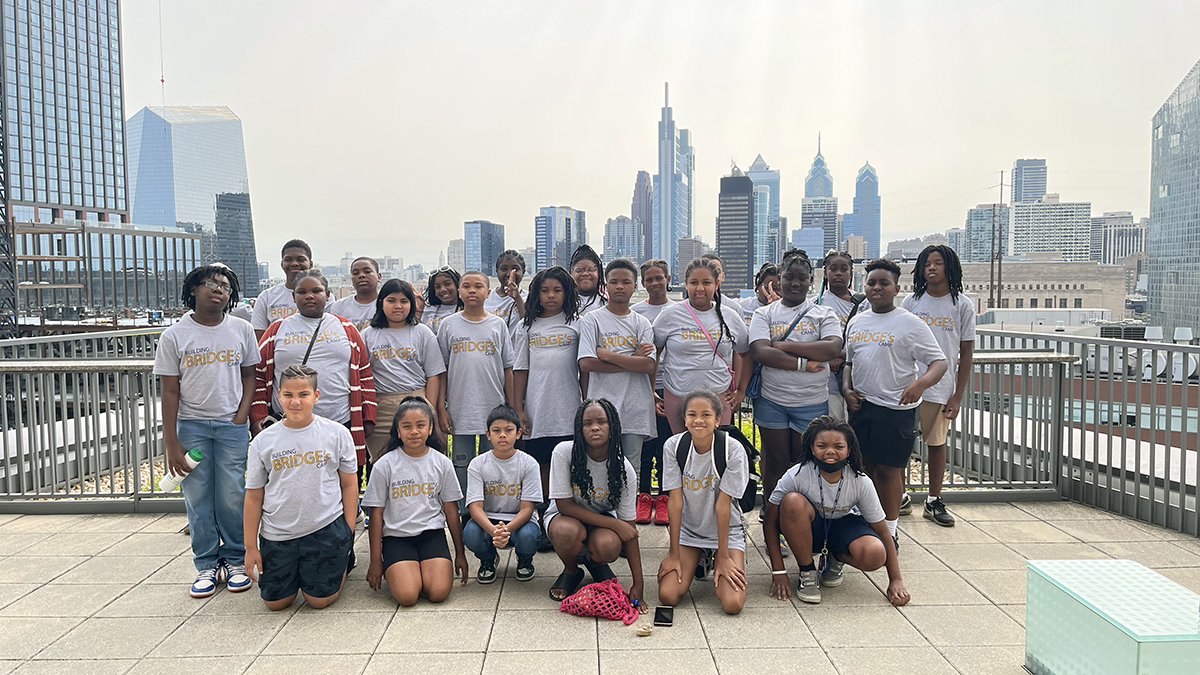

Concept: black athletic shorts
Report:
left=382, top=529, right=451, bottom=568
left=524, top=435, right=571, bottom=465
left=258, top=516, right=353, bottom=602
left=810, top=513, right=882, bottom=556
left=849, top=399, right=919, bottom=468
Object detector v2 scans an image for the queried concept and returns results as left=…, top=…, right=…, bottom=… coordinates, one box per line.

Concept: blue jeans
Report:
left=462, top=518, right=541, bottom=562
left=176, top=419, right=249, bottom=571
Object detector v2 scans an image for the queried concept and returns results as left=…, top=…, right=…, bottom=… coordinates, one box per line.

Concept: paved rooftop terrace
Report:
left=1, top=501, right=1198, bottom=674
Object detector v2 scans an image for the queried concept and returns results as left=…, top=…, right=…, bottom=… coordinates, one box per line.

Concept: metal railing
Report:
left=0, top=326, right=165, bottom=360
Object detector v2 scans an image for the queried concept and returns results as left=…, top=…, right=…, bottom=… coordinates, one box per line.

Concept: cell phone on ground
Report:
left=653, top=606, right=674, bottom=627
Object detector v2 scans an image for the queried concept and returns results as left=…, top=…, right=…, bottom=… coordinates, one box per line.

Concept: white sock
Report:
left=885, top=519, right=898, bottom=538
left=927, top=495, right=938, bottom=505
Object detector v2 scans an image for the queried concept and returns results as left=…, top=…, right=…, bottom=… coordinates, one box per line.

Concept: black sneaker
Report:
left=898, top=492, right=913, bottom=516
left=515, top=555, right=535, bottom=582
left=695, top=549, right=714, bottom=580
left=923, top=497, right=956, bottom=527
left=477, top=554, right=499, bottom=584
left=758, top=505, right=766, bottom=523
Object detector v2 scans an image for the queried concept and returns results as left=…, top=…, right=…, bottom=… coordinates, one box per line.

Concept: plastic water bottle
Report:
left=158, top=448, right=202, bottom=493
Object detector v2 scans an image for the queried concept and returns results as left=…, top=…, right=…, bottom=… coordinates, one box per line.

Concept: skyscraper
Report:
left=535, top=206, right=586, bottom=272
left=652, top=83, right=694, bottom=280
left=964, top=204, right=1010, bottom=263
left=746, top=154, right=783, bottom=260
left=804, top=135, right=833, bottom=198
left=752, top=185, right=771, bottom=271
left=802, top=138, right=838, bottom=256
left=1012, top=159, right=1048, bottom=204
left=791, top=227, right=825, bottom=261
left=1090, top=211, right=1147, bottom=265
left=631, top=170, right=652, bottom=262
left=213, top=192, right=259, bottom=296
left=715, top=170, right=754, bottom=291
left=1149, top=57, right=1200, bottom=335
left=447, top=238, right=466, bottom=273
left=947, top=227, right=967, bottom=260
left=602, top=216, right=641, bottom=262
left=464, top=220, right=504, bottom=276
left=0, top=0, right=128, bottom=332
left=1011, top=194, right=1092, bottom=261
left=675, top=236, right=709, bottom=279
left=852, top=163, right=881, bottom=258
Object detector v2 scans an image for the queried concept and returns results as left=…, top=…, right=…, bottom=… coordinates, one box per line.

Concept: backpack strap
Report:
left=714, top=429, right=728, bottom=478
left=676, top=432, right=692, bottom=474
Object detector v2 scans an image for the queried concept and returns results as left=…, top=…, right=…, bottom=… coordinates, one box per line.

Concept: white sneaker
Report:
left=220, top=560, right=252, bottom=593
left=190, top=567, right=220, bottom=598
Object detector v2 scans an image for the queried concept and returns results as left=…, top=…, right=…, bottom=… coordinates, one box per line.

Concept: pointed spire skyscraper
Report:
left=652, top=83, right=694, bottom=280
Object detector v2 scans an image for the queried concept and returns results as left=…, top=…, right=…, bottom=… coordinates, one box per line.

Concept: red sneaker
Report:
left=653, top=494, right=670, bottom=525
left=635, top=492, right=653, bottom=524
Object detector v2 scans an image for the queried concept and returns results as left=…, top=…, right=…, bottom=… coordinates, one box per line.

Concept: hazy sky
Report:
left=121, top=1, right=1200, bottom=268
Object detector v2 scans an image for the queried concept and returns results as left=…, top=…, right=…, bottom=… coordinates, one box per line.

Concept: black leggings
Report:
left=639, top=398, right=673, bottom=493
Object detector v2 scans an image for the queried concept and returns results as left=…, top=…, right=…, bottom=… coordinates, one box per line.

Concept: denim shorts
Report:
left=753, top=398, right=829, bottom=434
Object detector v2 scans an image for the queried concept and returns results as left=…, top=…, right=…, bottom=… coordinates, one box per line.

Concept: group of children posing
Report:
left=154, top=236, right=975, bottom=613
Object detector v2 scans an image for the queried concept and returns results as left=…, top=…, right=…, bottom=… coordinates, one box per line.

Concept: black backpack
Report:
left=675, top=424, right=761, bottom=513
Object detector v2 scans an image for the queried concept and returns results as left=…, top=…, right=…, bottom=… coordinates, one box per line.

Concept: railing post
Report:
left=1050, top=360, right=1067, bottom=498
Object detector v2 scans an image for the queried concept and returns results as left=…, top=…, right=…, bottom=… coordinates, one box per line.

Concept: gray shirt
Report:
left=465, top=450, right=543, bottom=521
left=362, top=324, right=445, bottom=394
left=748, top=299, right=841, bottom=408
left=900, top=292, right=977, bottom=405
left=845, top=307, right=945, bottom=410
left=661, top=432, right=748, bottom=551
left=653, top=300, right=750, bottom=396
left=769, top=462, right=885, bottom=523
left=271, top=314, right=355, bottom=423
left=245, top=415, right=358, bottom=541
left=361, top=447, right=462, bottom=538
left=545, top=440, right=637, bottom=522
left=818, top=292, right=861, bottom=394
left=437, top=313, right=514, bottom=434
left=514, top=313, right=582, bottom=438
left=577, top=306, right=656, bottom=437
left=327, top=296, right=376, bottom=333
left=422, top=303, right=458, bottom=335
left=578, top=293, right=605, bottom=316
left=252, top=282, right=298, bottom=331
left=738, top=295, right=768, bottom=327
left=631, top=300, right=675, bottom=391
left=153, top=312, right=259, bottom=421
left=484, top=288, right=526, bottom=337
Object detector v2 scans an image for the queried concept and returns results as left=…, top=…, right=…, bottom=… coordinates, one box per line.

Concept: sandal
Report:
left=583, top=557, right=616, bottom=583
left=549, top=568, right=585, bottom=601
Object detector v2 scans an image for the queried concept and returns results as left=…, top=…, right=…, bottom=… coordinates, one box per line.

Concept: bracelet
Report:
left=771, top=570, right=788, bottom=576
left=797, top=356, right=807, bottom=371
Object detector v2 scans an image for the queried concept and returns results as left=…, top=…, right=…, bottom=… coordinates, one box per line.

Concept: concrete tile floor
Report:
left=0, top=501, right=1197, bottom=674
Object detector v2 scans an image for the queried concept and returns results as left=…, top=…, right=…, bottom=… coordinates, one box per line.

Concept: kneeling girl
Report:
left=657, top=389, right=748, bottom=615
left=764, top=415, right=908, bottom=606
left=363, top=397, right=469, bottom=606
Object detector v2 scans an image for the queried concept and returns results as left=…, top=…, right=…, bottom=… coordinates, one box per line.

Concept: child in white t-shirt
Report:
left=464, top=406, right=543, bottom=584
left=765, top=415, right=908, bottom=606
left=363, top=396, right=467, bottom=606
left=244, top=365, right=359, bottom=611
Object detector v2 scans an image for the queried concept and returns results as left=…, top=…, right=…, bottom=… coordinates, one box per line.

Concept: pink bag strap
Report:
left=683, top=300, right=736, bottom=381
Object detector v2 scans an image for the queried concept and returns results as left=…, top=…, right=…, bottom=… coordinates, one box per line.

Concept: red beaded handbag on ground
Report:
left=558, top=578, right=639, bottom=625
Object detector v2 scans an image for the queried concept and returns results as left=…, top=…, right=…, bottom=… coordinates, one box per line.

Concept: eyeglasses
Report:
left=571, top=265, right=599, bottom=275
left=202, top=280, right=232, bottom=294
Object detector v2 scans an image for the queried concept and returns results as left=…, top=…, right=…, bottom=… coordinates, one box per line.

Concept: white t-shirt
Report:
left=738, top=295, right=768, bottom=327
left=436, top=313, right=514, bottom=435
left=632, top=300, right=675, bottom=391
left=769, top=462, right=885, bottom=523
left=362, top=324, right=445, bottom=395
left=270, top=314, right=355, bottom=423
left=578, top=293, right=605, bottom=316
left=900, top=292, right=977, bottom=405
left=361, top=447, right=462, bottom=538
left=245, top=415, right=358, bottom=541
left=252, top=282, right=298, bottom=331
left=544, top=440, right=638, bottom=523
left=514, top=313, right=582, bottom=439
left=421, top=303, right=458, bottom=335
left=661, top=432, right=748, bottom=551
left=327, top=296, right=376, bottom=333
left=844, top=307, right=945, bottom=410
left=484, top=288, right=527, bottom=336
left=653, top=300, right=750, bottom=397
left=153, top=313, right=259, bottom=421
left=817, top=291, right=865, bottom=394
left=577, top=306, right=657, bottom=437
left=748, top=300, right=841, bottom=408
left=465, top=450, right=543, bottom=522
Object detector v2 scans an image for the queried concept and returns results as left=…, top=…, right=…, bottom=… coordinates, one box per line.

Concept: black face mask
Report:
left=817, top=457, right=849, bottom=474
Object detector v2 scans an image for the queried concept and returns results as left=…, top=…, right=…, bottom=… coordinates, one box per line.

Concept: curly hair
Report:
left=181, top=264, right=241, bottom=313
left=523, top=266, right=578, bottom=329
left=381, top=396, right=443, bottom=455
left=371, top=278, right=419, bottom=328
left=683, top=257, right=735, bottom=356
left=911, top=244, right=964, bottom=304
left=569, top=398, right=626, bottom=508
left=798, top=415, right=866, bottom=476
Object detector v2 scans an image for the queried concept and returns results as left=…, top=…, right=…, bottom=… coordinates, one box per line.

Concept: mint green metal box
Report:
left=1026, top=559, right=1200, bottom=675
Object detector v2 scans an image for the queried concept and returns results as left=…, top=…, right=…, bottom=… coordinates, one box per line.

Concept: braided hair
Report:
left=779, top=248, right=813, bottom=277
left=753, top=262, right=779, bottom=292
left=569, top=398, right=626, bottom=508
left=911, top=244, right=964, bottom=304
left=818, top=249, right=855, bottom=303
left=495, top=249, right=527, bottom=278
left=683, top=257, right=735, bottom=355
left=522, top=266, right=579, bottom=329
left=798, top=415, right=867, bottom=476
left=570, top=244, right=606, bottom=303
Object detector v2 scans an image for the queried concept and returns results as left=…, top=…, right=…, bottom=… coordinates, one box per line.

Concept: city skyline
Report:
left=119, top=2, right=1197, bottom=268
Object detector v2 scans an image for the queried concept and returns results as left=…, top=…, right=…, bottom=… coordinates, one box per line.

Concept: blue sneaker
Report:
left=190, top=567, right=221, bottom=598
left=219, top=560, right=252, bottom=593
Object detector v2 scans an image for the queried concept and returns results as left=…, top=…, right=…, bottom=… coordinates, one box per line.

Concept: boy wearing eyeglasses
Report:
left=154, top=264, right=260, bottom=598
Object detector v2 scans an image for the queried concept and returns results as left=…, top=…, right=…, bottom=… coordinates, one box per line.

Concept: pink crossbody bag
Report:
left=682, top=301, right=737, bottom=393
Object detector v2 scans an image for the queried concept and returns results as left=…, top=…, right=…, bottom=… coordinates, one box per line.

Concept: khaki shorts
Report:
left=918, top=400, right=951, bottom=447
